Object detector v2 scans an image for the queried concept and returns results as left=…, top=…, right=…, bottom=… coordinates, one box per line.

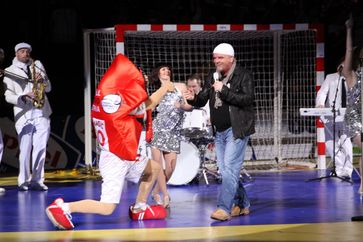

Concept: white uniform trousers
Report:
left=15, top=117, right=50, bottom=186
left=324, top=121, right=353, bottom=177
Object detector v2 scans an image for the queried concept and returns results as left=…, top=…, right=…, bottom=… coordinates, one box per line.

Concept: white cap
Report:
left=15, top=42, right=32, bottom=52
left=213, top=43, right=234, bottom=57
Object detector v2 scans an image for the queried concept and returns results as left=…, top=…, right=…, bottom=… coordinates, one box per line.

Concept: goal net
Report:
left=83, top=24, right=324, bottom=169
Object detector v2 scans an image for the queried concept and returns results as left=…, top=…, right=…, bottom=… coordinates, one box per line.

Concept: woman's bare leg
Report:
left=352, top=135, right=363, bottom=194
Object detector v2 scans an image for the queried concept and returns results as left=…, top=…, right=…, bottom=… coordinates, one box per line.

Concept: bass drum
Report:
left=167, top=141, right=200, bottom=185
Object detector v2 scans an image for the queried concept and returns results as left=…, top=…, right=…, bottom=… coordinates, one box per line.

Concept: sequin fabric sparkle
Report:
left=345, top=76, right=362, bottom=138
left=150, top=89, right=185, bottom=153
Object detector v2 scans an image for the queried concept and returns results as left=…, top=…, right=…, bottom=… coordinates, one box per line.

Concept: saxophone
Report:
left=31, top=59, right=47, bottom=108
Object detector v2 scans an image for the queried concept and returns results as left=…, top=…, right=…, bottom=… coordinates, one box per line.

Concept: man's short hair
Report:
left=187, top=73, right=203, bottom=87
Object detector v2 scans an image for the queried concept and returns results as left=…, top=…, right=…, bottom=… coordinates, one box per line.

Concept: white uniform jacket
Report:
left=316, top=72, right=346, bottom=108
left=316, top=72, right=347, bottom=123
left=3, top=59, right=52, bottom=126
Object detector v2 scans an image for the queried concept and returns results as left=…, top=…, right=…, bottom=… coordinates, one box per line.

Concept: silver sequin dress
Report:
left=150, top=88, right=185, bottom=153
left=345, top=76, right=362, bottom=138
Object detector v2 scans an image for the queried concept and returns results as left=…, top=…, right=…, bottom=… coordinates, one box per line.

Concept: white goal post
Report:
left=83, top=23, right=325, bottom=169
left=83, top=28, right=116, bottom=168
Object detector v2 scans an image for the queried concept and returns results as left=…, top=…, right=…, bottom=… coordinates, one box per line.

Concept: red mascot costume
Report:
left=91, top=53, right=150, bottom=161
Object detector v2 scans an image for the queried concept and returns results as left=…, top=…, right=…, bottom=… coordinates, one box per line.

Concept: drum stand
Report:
left=192, top=138, right=254, bottom=185
left=240, top=139, right=256, bottom=183
left=194, top=141, right=220, bottom=185
left=241, top=167, right=253, bottom=183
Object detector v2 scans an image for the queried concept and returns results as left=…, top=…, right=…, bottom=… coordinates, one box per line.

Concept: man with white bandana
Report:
left=3, top=42, right=51, bottom=191
left=185, top=43, right=255, bottom=221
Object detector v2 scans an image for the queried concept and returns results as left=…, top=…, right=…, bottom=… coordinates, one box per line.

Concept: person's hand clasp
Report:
left=213, top=80, right=223, bottom=92
left=183, top=89, right=194, bottom=100
left=161, top=79, right=174, bottom=92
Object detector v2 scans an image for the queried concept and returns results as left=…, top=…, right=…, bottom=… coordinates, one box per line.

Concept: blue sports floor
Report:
left=1, top=168, right=363, bottom=241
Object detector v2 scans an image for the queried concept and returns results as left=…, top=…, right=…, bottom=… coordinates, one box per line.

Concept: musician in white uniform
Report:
left=3, top=43, right=51, bottom=191
left=316, top=61, right=353, bottom=178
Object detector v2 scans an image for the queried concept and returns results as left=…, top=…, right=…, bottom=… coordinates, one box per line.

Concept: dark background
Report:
left=0, top=0, right=362, bottom=119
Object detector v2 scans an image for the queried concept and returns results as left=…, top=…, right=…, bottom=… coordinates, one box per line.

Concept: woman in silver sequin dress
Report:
left=342, top=16, right=363, bottom=193
left=148, top=64, right=193, bottom=207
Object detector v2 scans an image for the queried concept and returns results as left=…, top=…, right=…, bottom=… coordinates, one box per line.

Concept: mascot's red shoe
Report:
left=45, top=198, right=74, bottom=230
left=129, top=204, right=167, bottom=220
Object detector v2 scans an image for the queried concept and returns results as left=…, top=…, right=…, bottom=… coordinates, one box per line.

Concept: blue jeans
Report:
left=214, top=127, right=250, bottom=213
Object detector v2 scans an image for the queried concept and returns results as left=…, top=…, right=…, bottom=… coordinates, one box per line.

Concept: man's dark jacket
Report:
left=188, top=65, right=255, bottom=139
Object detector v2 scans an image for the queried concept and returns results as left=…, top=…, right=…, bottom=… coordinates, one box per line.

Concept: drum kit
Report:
left=168, top=109, right=220, bottom=185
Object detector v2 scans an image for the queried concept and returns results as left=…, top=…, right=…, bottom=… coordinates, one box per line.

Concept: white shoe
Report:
left=19, top=183, right=29, bottom=191
left=31, top=183, right=48, bottom=191
left=337, top=171, right=351, bottom=179
left=0, top=187, right=5, bottom=194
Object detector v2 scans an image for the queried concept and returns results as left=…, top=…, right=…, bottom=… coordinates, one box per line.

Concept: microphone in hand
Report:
left=213, top=72, right=223, bottom=93
left=213, top=72, right=220, bottom=83
left=213, top=72, right=221, bottom=92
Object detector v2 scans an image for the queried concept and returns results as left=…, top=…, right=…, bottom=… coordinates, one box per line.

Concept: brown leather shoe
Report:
left=210, top=209, right=231, bottom=221
left=231, top=205, right=250, bottom=217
